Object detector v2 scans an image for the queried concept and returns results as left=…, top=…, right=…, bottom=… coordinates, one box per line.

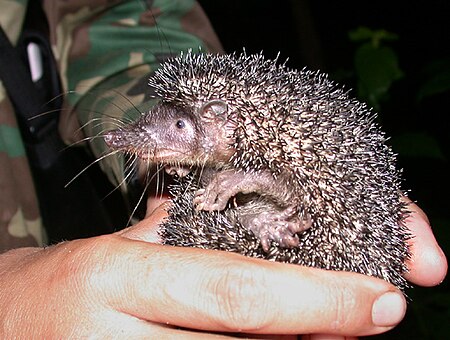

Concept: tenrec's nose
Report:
left=104, top=129, right=125, bottom=148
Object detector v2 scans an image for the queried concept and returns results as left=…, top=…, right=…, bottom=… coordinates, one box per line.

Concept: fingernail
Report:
left=372, top=291, right=406, bottom=327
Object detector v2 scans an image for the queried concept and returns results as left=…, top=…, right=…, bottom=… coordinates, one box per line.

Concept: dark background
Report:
left=199, top=0, right=450, bottom=338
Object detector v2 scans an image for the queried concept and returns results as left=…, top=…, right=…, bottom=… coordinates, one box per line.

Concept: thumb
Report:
left=117, top=201, right=170, bottom=243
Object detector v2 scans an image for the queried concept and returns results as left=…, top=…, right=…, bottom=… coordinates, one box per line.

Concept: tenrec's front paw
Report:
left=193, top=188, right=228, bottom=211
left=258, top=221, right=301, bottom=252
left=193, top=188, right=207, bottom=211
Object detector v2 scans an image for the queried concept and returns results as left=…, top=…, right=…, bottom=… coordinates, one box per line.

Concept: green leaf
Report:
left=390, top=132, right=446, bottom=160
left=354, top=43, right=403, bottom=110
left=349, top=27, right=398, bottom=47
left=417, top=68, right=450, bottom=101
left=348, top=27, right=374, bottom=42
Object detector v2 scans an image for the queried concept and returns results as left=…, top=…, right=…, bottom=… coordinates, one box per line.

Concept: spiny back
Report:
left=149, top=51, right=399, bottom=189
left=150, top=51, right=410, bottom=290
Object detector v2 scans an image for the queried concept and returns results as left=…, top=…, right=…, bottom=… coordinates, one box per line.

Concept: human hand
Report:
left=0, top=200, right=446, bottom=339
left=129, top=197, right=448, bottom=339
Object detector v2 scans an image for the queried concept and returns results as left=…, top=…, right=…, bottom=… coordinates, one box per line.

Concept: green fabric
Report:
left=0, top=125, right=26, bottom=157
left=0, top=0, right=223, bottom=250
left=67, top=0, right=203, bottom=107
left=68, top=0, right=208, bottom=187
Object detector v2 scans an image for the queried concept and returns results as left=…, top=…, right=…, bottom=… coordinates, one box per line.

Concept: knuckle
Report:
left=210, top=263, right=273, bottom=331
left=328, top=283, right=358, bottom=332
left=50, top=235, right=119, bottom=292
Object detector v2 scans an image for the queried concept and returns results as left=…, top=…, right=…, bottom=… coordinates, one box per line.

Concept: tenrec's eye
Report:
left=176, top=120, right=186, bottom=129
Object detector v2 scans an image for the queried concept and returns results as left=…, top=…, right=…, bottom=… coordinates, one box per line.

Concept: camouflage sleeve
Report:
left=45, top=0, right=224, bottom=188
left=0, top=0, right=47, bottom=250
left=0, top=0, right=222, bottom=250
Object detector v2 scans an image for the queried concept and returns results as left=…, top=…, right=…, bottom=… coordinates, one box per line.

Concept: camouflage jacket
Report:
left=0, top=0, right=223, bottom=251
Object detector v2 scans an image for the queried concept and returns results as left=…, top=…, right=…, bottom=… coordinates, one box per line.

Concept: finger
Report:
left=146, top=194, right=171, bottom=217
left=302, top=335, right=358, bottom=340
left=125, top=321, right=242, bottom=339
left=117, top=317, right=296, bottom=340
left=402, top=198, right=448, bottom=286
left=105, top=239, right=406, bottom=337
left=117, top=202, right=170, bottom=243
left=157, top=329, right=296, bottom=339
left=81, top=310, right=243, bottom=339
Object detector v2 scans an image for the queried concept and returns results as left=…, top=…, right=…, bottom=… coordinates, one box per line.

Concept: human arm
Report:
left=128, top=197, right=449, bottom=339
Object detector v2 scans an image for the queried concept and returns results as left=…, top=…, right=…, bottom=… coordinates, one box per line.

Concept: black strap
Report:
left=0, top=26, right=44, bottom=131
left=0, top=27, right=61, bottom=170
left=0, top=27, right=37, bottom=110
left=0, top=0, right=61, bottom=143
left=0, top=5, right=127, bottom=243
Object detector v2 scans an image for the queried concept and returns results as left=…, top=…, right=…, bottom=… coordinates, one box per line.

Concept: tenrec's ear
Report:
left=201, top=100, right=228, bottom=122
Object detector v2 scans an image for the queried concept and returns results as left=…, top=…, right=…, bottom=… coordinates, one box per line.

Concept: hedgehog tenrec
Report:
left=104, top=51, right=411, bottom=290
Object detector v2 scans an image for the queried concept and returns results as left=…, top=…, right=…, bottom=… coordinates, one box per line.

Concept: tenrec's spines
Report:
left=150, top=51, right=410, bottom=290
left=161, top=173, right=410, bottom=290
